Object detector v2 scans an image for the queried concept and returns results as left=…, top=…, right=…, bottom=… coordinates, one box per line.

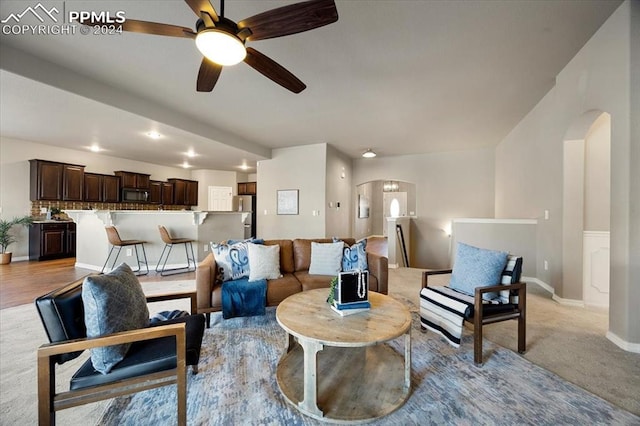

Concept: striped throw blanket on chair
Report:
left=419, top=286, right=475, bottom=348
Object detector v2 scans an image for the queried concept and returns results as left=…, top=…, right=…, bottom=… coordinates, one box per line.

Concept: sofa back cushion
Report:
left=263, top=240, right=294, bottom=274
left=293, top=238, right=356, bottom=272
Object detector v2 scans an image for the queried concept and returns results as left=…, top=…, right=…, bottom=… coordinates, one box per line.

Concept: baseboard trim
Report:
left=606, top=331, right=640, bottom=353
left=522, top=276, right=585, bottom=307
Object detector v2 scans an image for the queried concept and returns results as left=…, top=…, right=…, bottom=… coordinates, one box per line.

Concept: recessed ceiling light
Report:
left=186, top=149, right=196, bottom=158
left=89, top=144, right=101, bottom=152
left=182, top=161, right=191, bottom=169
left=362, top=149, right=377, bottom=158
left=146, top=131, right=161, bottom=139
left=240, top=164, right=249, bottom=170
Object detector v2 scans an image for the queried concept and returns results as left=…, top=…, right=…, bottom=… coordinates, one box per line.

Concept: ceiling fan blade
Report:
left=238, top=0, right=338, bottom=41
left=184, top=0, right=219, bottom=22
left=121, top=19, right=196, bottom=38
left=197, top=58, right=223, bottom=92
left=244, top=48, right=306, bottom=93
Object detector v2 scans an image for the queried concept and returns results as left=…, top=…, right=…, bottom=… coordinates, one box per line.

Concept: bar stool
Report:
left=101, top=226, right=149, bottom=275
left=155, top=225, right=196, bottom=276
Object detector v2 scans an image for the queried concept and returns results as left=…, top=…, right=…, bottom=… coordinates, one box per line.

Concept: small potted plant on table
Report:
left=0, top=216, right=33, bottom=264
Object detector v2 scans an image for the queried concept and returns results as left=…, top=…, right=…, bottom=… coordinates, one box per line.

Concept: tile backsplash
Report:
left=30, top=201, right=191, bottom=217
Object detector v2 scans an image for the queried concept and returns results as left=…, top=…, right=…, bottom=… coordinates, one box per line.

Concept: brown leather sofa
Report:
left=196, top=238, right=388, bottom=320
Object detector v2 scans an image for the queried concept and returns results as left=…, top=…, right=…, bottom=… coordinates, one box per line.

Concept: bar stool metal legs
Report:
left=155, top=225, right=197, bottom=276
left=101, top=226, right=149, bottom=275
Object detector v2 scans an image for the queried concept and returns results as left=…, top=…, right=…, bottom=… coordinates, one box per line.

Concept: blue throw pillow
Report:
left=82, top=263, right=149, bottom=374
left=449, top=243, right=509, bottom=301
left=211, top=241, right=251, bottom=282
left=341, top=240, right=368, bottom=272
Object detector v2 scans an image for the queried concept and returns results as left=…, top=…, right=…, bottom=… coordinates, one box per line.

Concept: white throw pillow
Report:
left=248, top=243, right=281, bottom=281
left=308, top=241, right=344, bottom=275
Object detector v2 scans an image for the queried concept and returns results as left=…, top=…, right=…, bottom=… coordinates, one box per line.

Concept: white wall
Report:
left=495, top=1, right=639, bottom=347
left=353, top=147, right=495, bottom=269
left=191, top=169, right=242, bottom=211
left=584, top=113, right=611, bottom=231
left=256, top=144, right=327, bottom=239
left=325, top=145, right=353, bottom=238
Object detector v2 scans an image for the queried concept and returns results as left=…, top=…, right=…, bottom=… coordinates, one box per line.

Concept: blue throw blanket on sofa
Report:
left=221, top=277, right=267, bottom=319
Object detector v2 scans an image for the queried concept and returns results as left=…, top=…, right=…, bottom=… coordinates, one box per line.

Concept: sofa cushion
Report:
left=294, top=271, right=336, bottom=292
left=308, top=241, right=344, bottom=275
left=449, top=243, right=509, bottom=301
left=264, top=240, right=295, bottom=273
left=82, top=263, right=150, bottom=374
left=265, top=273, right=302, bottom=306
left=211, top=241, right=250, bottom=282
left=248, top=243, right=282, bottom=281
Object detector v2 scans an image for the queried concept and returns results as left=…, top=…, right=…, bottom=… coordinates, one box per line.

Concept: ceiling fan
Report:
left=97, top=0, right=338, bottom=94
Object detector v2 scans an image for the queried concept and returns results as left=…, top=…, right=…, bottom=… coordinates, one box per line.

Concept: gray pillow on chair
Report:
left=82, top=263, right=149, bottom=374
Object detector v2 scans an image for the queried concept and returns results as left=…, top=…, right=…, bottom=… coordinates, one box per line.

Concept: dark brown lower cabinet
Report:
left=29, top=222, right=77, bottom=261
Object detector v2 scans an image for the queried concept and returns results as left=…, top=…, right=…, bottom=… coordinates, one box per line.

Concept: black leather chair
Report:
left=35, top=276, right=205, bottom=425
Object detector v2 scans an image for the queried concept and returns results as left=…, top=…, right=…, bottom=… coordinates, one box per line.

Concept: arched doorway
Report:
left=562, top=110, right=611, bottom=311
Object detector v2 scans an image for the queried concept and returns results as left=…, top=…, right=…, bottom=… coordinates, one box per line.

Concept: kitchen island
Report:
left=65, top=210, right=250, bottom=271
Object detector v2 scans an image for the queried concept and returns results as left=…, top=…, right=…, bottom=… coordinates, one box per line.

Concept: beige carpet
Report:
left=1, top=270, right=638, bottom=425
left=391, top=267, right=640, bottom=415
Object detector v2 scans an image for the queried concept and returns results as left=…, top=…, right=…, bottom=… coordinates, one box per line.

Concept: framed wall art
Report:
left=277, top=189, right=299, bottom=215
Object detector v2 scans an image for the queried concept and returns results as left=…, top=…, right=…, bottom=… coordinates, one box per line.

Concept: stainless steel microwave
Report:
left=122, top=188, right=149, bottom=203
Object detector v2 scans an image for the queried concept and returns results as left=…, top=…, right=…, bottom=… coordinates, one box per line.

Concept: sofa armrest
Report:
left=367, top=252, right=388, bottom=294
left=196, top=253, right=216, bottom=312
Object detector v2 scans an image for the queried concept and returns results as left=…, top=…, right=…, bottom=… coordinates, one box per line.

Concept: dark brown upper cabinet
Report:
left=149, top=180, right=162, bottom=204
left=238, top=182, right=257, bottom=195
left=30, top=160, right=84, bottom=201
left=102, top=175, right=120, bottom=202
left=168, top=178, right=198, bottom=206
left=161, top=182, right=174, bottom=205
left=84, top=173, right=120, bottom=203
left=114, top=171, right=150, bottom=189
left=84, top=173, right=103, bottom=202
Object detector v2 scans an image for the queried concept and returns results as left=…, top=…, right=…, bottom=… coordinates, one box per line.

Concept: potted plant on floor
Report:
left=0, top=216, right=33, bottom=264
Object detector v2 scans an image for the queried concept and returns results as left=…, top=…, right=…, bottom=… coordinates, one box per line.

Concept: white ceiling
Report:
left=0, top=0, right=622, bottom=172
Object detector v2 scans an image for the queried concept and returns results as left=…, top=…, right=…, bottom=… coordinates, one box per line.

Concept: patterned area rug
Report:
left=99, top=309, right=639, bottom=425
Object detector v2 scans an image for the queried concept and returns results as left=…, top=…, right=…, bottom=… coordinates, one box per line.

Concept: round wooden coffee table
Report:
left=275, top=289, right=412, bottom=423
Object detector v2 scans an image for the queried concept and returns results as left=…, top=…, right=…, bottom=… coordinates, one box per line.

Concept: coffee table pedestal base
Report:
left=276, top=341, right=410, bottom=423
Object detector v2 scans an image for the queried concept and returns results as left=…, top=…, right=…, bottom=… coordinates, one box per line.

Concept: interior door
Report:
left=208, top=186, right=233, bottom=211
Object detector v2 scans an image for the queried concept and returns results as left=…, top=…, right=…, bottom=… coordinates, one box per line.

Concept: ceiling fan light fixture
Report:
left=362, top=149, right=377, bottom=158
left=195, top=29, right=246, bottom=66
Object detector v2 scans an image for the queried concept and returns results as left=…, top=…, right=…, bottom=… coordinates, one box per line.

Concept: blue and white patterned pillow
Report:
left=341, top=240, right=368, bottom=272
left=211, top=241, right=251, bottom=282
left=449, top=243, right=509, bottom=301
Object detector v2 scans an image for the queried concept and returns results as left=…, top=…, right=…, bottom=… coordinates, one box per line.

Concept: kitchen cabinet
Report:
left=149, top=180, right=162, bottom=204
left=84, top=173, right=121, bottom=203
left=29, top=222, right=76, bottom=260
left=162, top=182, right=174, bottom=205
left=84, top=173, right=102, bottom=202
left=30, top=160, right=85, bottom=201
left=238, top=182, right=257, bottom=195
left=168, top=179, right=198, bottom=206
left=62, top=164, right=84, bottom=201
left=102, top=175, right=120, bottom=202
left=114, top=171, right=150, bottom=189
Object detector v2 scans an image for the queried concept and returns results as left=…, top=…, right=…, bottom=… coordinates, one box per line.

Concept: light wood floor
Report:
left=0, top=238, right=386, bottom=310
left=0, top=258, right=194, bottom=309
